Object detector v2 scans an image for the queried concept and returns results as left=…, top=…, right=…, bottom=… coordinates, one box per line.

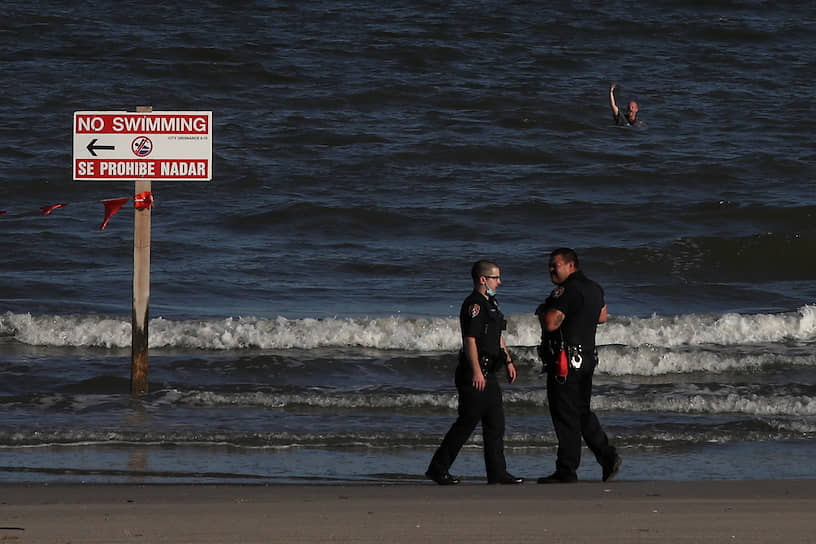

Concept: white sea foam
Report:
left=167, top=387, right=816, bottom=417
left=3, top=305, right=816, bottom=353
left=598, top=306, right=816, bottom=347
left=594, top=345, right=816, bottom=376
left=592, top=391, right=816, bottom=417
left=177, top=389, right=459, bottom=411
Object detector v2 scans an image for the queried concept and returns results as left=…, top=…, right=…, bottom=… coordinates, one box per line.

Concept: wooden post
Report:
left=131, top=105, right=152, bottom=395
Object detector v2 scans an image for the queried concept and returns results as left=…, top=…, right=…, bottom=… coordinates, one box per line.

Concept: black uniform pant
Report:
left=428, top=375, right=508, bottom=480
left=546, top=359, right=616, bottom=479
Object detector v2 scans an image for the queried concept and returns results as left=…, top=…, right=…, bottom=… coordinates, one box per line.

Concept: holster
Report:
left=537, top=339, right=561, bottom=375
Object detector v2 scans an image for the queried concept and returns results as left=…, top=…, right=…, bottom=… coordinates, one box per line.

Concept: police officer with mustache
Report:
left=536, top=248, right=621, bottom=484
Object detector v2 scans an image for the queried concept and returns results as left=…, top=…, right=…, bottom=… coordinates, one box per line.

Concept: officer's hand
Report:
left=506, top=362, right=517, bottom=384
left=472, top=372, right=486, bottom=391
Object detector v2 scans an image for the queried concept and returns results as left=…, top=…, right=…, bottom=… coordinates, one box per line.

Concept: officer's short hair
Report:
left=471, top=260, right=499, bottom=282
left=550, top=248, right=579, bottom=268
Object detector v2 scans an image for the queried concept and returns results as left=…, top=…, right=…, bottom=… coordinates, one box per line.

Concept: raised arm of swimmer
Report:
left=609, top=82, right=620, bottom=118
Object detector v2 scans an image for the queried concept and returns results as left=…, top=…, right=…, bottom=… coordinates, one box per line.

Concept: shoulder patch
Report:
left=551, top=286, right=565, bottom=298
left=469, top=304, right=480, bottom=318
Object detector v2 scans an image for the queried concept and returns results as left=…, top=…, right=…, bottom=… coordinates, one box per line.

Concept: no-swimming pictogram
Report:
left=131, top=136, right=153, bottom=157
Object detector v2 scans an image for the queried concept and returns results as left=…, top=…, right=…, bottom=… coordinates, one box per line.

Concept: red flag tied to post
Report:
left=100, top=198, right=130, bottom=231
left=134, top=191, right=154, bottom=210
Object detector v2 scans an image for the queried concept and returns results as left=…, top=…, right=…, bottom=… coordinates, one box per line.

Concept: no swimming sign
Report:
left=73, top=111, right=212, bottom=181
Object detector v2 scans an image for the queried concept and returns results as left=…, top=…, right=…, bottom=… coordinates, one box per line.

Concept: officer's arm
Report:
left=543, top=308, right=565, bottom=332
left=463, top=336, right=486, bottom=390
left=598, top=305, right=608, bottom=324
left=500, top=337, right=511, bottom=363
left=501, top=337, right=517, bottom=383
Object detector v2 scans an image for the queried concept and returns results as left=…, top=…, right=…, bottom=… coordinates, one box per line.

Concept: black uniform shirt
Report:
left=536, top=271, right=604, bottom=351
left=460, top=290, right=506, bottom=358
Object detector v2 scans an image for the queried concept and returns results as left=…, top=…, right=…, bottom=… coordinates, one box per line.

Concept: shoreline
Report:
left=3, top=480, right=815, bottom=543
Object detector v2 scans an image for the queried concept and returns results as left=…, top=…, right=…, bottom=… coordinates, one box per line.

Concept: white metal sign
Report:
left=73, top=111, right=212, bottom=181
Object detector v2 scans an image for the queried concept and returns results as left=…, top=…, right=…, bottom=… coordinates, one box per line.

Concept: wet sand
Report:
left=2, top=480, right=815, bottom=543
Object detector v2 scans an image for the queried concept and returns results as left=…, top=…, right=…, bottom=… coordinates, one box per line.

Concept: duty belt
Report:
left=478, top=353, right=504, bottom=376
left=459, top=350, right=504, bottom=376
left=538, top=344, right=598, bottom=372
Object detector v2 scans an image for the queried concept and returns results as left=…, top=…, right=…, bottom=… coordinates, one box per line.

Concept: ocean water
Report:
left=1, top=1, right=815, bottom=484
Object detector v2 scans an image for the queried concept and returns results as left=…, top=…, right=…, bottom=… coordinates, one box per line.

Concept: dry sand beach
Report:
left=2, top=480, right=815, bottom=543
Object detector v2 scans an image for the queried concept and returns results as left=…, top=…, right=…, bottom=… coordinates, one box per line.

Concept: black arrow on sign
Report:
left=86, top=138, right=115, bottom=157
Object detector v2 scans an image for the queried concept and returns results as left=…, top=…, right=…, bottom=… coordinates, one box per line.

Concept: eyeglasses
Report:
left=484, top=275, right=501, bottom=279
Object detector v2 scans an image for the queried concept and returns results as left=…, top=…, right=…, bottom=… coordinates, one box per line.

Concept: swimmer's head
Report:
left=627, top=101, right=639, bottom=121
